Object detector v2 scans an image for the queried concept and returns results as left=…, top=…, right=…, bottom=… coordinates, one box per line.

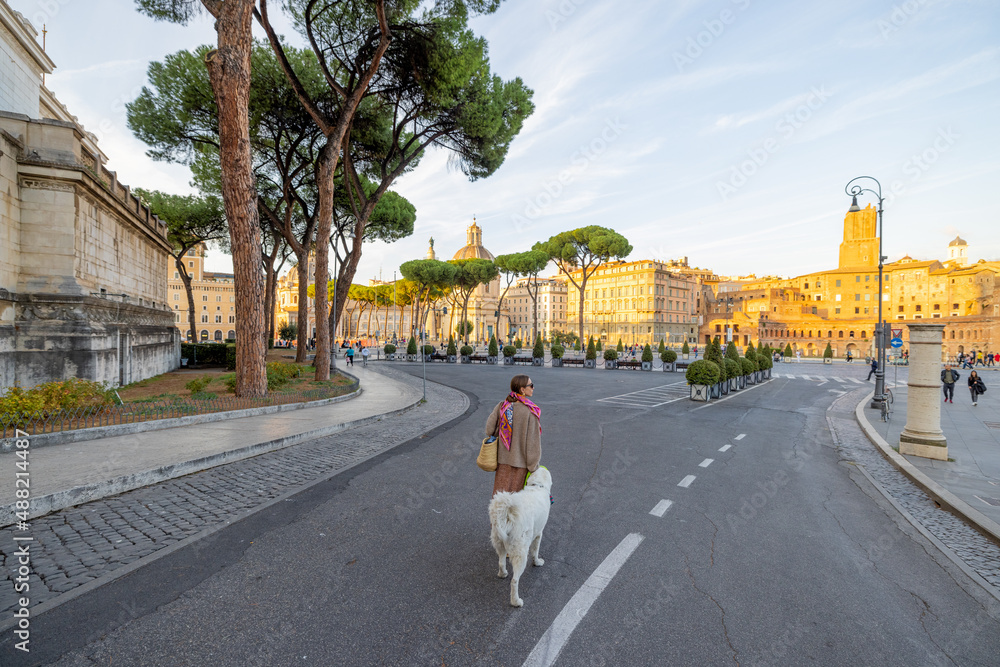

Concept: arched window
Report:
left=227, top=330, right=235, bottom=340
left=808, top=331, right=813, bottom=338
left=214, top=330, right=223, bottom=341
left=838, top=331, right=844, bottom=338
left=200, top=329, right=209, bottom=341
left=950, top=330, right=955, bottom=339
left=827, top=330, right=832, bottom=338
left=861, top=331, right=867, bottom=339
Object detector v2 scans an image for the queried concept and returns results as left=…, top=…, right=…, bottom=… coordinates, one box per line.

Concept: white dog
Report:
left=488, top=467, right=552, bottom=607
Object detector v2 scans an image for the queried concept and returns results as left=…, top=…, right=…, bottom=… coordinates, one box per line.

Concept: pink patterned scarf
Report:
left=499, top=392, right=541, bottom=451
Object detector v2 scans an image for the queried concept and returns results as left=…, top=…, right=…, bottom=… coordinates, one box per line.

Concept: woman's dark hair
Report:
left=510, top=374, right=531, bottom=394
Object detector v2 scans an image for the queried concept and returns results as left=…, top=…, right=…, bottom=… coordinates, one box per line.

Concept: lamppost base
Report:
left=869, top=397, right=885, bottom=409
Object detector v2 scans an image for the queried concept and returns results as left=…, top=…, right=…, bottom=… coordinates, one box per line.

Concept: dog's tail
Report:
left=489, top=492, right=519, bottom=546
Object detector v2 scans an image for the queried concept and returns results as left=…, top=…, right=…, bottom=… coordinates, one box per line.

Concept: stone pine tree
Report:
left=399, top=260, right=458, bottom=341
left=135, top=189, right=227, bottom=346
left=134, top=0, right=267, bottom=396
left=448, top=259, right=500, bottom=345
left=256, top=1, right=531, bottom=381
left=495, top=250, right=549, bottom=344
left=534, top=227, right=632, bottom=347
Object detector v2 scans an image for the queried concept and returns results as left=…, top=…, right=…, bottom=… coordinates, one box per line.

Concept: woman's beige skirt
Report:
left=492, top=463, right=527, bottom=496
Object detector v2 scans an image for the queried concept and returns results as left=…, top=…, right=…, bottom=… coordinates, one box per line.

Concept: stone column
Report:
left=899, top=323, right=947, bottom=460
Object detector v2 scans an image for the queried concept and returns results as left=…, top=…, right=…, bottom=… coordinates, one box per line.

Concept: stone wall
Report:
left=0, top=113, right=178, bottom=389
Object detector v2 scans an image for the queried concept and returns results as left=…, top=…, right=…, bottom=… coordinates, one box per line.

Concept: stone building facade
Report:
left=505, top=276, right=568, bottom=343
left=0, top=4, right=177, bottom=388
left=167, top=244, right=236, bottom=342
left=700, top=204, right=1000, bottom=358
left=565, top=259, right=700, bottom=347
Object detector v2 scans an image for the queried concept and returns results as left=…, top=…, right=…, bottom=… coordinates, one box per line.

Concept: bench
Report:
left=468, top=355, right=489, bottom=363
left=675, top=362, right=690, bottom=371
left=560, top=358, right=586, bottom=367
left=429, top=353, right=448, bottom=362
left=511, top=356, right=534, bottom=365
left=615, top=360, right=642, bottom=370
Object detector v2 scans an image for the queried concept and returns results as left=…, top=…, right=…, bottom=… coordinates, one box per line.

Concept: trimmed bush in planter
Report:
left=783, top=343, right=793, bottom=358
left=406, top=337, right=418, bottom=361
left=503, top=345, right=516, bottom=365
left=740, top=356, right=757, bottom=383
left=585, top=337, right=597, bottom=368
left=422, top=344, right=435, bottom=360
left=532, top=338, right=544, bottom=366
left=658, top=340, right=666, bottom=355
left=460, top=344, right=474, bottom=363
left=488, top=335, right=499, bottom=364
left=384, top=343, right=396, bottom=360
left=686, top=359, right=720, bottom=401
left=596, top=338, right=603, bottom=352
left=725, top=358, right=741, bottom=390
left=661, top=349, right=677, bottom=371
left=641, top=344, right=653, bottom=371
left=823, top=342, right=833, bottom=364
left=682, top=341, right=690, bottom=359
left=603, top=348, right=618, bottom=369
left=551, top=344, right=565, bottom=367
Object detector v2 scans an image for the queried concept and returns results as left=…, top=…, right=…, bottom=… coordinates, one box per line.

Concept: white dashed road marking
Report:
left=698, top=458, right=713, bottom=468
left=719, top=444, right=731, bottom=452
left=522, top=533, right=645, bottom=667
left=678, top=475, right=696, bottom=488
left=734, top=433, right=746, bottom=440
left=597, top=383, right=689, bottom=408
left=649, top=500, right=673, bottom=517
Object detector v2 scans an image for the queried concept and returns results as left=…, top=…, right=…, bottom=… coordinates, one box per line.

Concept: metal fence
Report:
left=0, top=382, right=358, bottom=439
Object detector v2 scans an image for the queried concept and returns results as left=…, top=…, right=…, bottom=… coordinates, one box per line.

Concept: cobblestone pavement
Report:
left=0, top=368, right=468, bottom=617
left=828, top=387, right=1000, bottom=592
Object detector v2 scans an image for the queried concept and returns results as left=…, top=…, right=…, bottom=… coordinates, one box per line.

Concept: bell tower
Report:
left=838, top=203, right=878, bottom=269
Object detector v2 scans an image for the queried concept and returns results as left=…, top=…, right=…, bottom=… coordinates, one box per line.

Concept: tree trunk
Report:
left=461, top=292, right=472, bottom=345
left=294, top=250, right=310, bottom=363
left=204, top=1, right=266, bottom=397
left=176, top=254, right=197, bottom=344
left=577, top=274, right=588, bottom=347
left=263, top=238, right=281, bottom=348
left=313, top=142, right=336, bottom=381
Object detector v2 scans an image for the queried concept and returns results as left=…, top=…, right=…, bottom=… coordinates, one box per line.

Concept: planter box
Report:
left=424, top=354, right=434, bottom=362
left=487, top=356, right=498, bottom=365
left=721, top=380, right=730, bottom=395
left=683, top=353, right=690, bottom=360
left=746, top=373, right=756, bottom=385
left=662, top=362, right=676, bottom=372
left=690, top=384, right=709, bottom=401
left=605, top=360, right=617, bottom=369
left=823, top=358, right=832, bottom=365
left=584, top=359, right=596, bottom=369
left=445, top=355, right=455, bottom=363
left=533, top=357, right=544, bottom=367
left=385, top=353, right=395, bottom=361
left=503, top=356, right=515, bottom=366
left=407, top=354, right=416, bottom=362
left=552, top=358, right=563, bottom=367
left=729, top=377, right=739, bottom=392
left=460, top=355, right=470, bottom=364
left=641, top=361, right=652, bottom=371
left=764, top=368, right=771, bottom=380
left=710, top=383, right=722, bottom=399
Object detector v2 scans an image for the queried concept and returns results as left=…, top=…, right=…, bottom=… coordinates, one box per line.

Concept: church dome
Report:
left=948, top=235, right=967, bottom=247
left=452, top=219, right=495, bottom=261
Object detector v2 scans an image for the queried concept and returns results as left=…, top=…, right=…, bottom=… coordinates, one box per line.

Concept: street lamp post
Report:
left=846, top=176, right=887, bottom=409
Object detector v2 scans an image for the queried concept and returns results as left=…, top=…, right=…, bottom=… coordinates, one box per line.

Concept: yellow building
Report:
left=505, top=276, right=568, bottom=342
left=565, top=259, right=700, bottom=347
left=167, top=245, right=236, bottom=342
left=701, top=205, right=1000, bottom=358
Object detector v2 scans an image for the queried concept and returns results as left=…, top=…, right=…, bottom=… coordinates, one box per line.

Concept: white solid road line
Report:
left=678, top=475, right=696, bottom=488
left=521, top=533, right=645, bottom=667
left=719, top=444, right=731, bottom=452
left=699, top=458, right=713, bottom=468
left=649, top=499, right=673, bottom=517
left=734, top=433, right=746, bottom=440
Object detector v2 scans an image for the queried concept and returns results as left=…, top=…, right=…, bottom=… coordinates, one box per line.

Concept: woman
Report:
left=485, top=374, right=541, bottom=496
left=968, top=370, right=986, bottom=406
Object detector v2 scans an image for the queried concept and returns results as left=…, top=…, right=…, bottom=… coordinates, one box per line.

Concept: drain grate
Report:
left=985, top=422, right=1000, bottom=430
left=974, top=495, right=1000, bottom=507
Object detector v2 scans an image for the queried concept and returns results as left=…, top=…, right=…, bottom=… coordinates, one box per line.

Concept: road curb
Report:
left=0, top=373, right=362, bottom=452
left=854, top=390, right=1000, bottom=547
left=0, top=375, right=420, bottom=527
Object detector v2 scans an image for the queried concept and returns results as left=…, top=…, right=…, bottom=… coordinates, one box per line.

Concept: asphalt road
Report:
left=31, top=363, right=1000, bottom=665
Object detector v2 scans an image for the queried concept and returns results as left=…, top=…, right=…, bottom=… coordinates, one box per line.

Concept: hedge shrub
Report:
left=551, top=344, right=565, bottom=359
left=407, top=337, right=418, bottom=355
left=724, top=358, right=741, bottom=380
left=586, top=337, right=597, bottom=360
left=460, top=345, right=474, bottom=356
left=642, top=344, right=653, bottom=362
left=661, top=349, right=677, bottom=363
left=384, top=344, right=397, bottom=354
left=502, top=345, right=517, bottom=358
left=740, top=357, right=757, bottom=375
left=533, top=338, right=544, bottom=358
left=604, top=349, right=619, bottom=361
left=447, top=336, right=458, bottom=356
left=685, top=360, right=720, bottom=385
left=488, top=335, right=498, bottom=357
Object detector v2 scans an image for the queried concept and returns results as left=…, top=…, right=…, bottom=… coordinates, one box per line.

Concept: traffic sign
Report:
left=891, top=328, right=903, bottom=338
left=890, top=337, right=903, bottom=348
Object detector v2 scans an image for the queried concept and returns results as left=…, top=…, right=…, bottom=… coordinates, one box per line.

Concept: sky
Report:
left=19, top=0, right=1000, bottom=282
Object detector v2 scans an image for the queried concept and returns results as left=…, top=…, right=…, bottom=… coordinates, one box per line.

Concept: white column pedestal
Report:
left=899, top=323, right=947, bottom=461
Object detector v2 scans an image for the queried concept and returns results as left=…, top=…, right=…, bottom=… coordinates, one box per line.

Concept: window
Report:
left=215, top=315, right=222, bottom=323
left=174, top=272, right=179, bottom=279
left=855, top=294, right=860, bottom=301
left=201, top=315, right=208, bottom=323
left=835, top=294, right=841, bottom=302
left=202, top=295, right=208, bottom=301
left=835, top=307, right=841, bottom=315
left=864, top=294, right=870, bottom=301
left=189, top=261, right=194, bottom=268
left=174, top=293, right=179, bottom=301
left=836, top=279, right=841, bottom=287
left=933, top=304, right=940, bottom=311
left=898, top=306, right=904, bottom=312
left=855, top=276, right=860, bottom=283
left=952, top=303, right=959, bottom=309
left=855, top=308, right=860, bottom=314
left=915, top=305, right=922, bottom=312
left=216, top=295, right=222, bottom=302
left=838, top=331, right=844, bottom=338
left=865, top=275, right=870, bottom=282
left=229, top=315, right=235, bottom=324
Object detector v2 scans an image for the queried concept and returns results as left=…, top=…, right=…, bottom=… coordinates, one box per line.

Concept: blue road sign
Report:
left=890, top=337, right=903, bottom=348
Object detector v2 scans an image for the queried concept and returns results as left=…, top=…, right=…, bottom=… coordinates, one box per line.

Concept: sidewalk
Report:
left=0, top=365, right=421, bottom=526
left=858, top=367, right=1000, bottom=537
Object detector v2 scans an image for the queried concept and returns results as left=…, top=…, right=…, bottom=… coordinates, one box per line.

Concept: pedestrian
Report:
left=867, top=357, right=878, bottom=381
left=846, top=350, right=853, bottom=363
left=994, top=352, right=999, bottom=367
left=693, top=345, right=698, bottom=358
left=968, top=370, right=986, bottom=406
left=796, top=349, right=802, bottom=363
left=361, top=345, right=369, bottom=367
left=346, top=346, right=354, bottom=366
left=941, top=364, right=959, bottom=403
left=485, top=374, right=541, bottom=497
